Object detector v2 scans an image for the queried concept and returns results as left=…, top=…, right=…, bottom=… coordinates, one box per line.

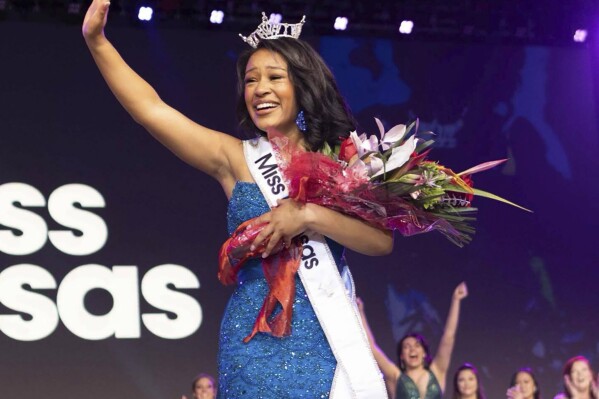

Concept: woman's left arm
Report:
left=250, top=199, right=393, bottom=257
left=430, top=282, right=468, bottom=392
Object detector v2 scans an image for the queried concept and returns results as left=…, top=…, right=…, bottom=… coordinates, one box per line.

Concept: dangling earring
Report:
left=295, top=110, right=307, bottom=133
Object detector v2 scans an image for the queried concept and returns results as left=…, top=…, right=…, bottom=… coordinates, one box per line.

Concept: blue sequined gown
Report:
left=218, top=182, right=344, bottom=398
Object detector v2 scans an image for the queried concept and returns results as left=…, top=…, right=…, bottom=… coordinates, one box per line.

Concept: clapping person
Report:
left=554, top=356, right=598, bottom=399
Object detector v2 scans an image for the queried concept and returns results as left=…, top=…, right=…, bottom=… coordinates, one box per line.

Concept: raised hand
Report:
left=453, top=281, right=468, bottom=301
left=82, top=0, right=110, bottom=42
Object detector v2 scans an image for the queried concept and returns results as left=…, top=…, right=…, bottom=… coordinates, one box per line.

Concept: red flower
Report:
left=339, top=137, right=358, bottom=162
left=455, top=175, right=474, bottom=206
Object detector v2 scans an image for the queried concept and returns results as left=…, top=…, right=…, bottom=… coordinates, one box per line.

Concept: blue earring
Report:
left=295, top=110, right=307, bottom=133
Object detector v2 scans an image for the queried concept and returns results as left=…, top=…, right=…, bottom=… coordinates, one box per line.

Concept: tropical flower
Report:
left=274, top=118, right=530, bottom=247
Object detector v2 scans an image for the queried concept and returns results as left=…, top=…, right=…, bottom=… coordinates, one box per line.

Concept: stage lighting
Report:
left=210, top=9, right=224, bottom=24
left=573, top=29, right=587, bottom=42
left=269, top=13, right=282, bottom=24
left=334, top=16, right=348, bottom=31
left=399, top=20, right=414, bottom=34
left=138, top=6, right=153, bottom=21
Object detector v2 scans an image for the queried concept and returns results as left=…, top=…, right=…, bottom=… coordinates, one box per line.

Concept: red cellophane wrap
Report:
left=270, top=133, right=462, bottom=239
left=218, top=133, right=462, bottom=343
left=218, top=218, right=302, bottom=342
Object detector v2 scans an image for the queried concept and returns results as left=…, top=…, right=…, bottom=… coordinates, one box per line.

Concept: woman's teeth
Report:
left=256, top=103, right=277, bottom=110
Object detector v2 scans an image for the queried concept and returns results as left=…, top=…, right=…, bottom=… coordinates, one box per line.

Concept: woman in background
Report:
left=358, top=282, right=468, bottom=399
left=507, top=367, right=541, bottom=399
left=554, top=356, right=598, bottom=399
left=452, top=363, right=486, bottom=399
left=182, top=373, right=217, bottom=399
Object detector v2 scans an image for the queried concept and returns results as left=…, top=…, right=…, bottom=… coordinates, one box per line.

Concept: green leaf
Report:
left=415, top=139, right=435, bottom=153
left=448, top=186, right=532, bottom=212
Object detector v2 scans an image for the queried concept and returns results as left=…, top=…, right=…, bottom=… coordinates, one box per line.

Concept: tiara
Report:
left=239, top=12, right=306, bottom=48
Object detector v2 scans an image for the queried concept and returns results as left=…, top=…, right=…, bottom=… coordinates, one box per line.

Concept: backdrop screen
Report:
left=0, top=21, right=598, bottom=398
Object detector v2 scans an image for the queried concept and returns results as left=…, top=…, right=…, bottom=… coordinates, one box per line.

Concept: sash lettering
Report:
left=254, top=153, right=286, bottom=195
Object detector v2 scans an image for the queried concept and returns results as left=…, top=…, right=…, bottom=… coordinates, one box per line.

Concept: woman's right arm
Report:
left=357, top=298, right=400, bottom=399
left=82, top=0, right=240, bottom=187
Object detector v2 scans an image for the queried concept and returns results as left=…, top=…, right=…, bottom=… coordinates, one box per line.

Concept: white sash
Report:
left=243, top=137, right=387, bottom=399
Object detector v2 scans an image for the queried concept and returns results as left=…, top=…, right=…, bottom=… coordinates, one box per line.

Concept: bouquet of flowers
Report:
left=219, top=118, right=529, bottom=342
left=272, top=118, right=530, bottom=247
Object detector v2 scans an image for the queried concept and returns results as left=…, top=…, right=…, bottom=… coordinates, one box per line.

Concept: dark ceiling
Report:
left=2, top=0, right=597, bottom=45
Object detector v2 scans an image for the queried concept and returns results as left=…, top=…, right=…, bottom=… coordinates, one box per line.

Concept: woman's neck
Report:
left=267, top=127, right=308, bottom=151
left=574, top=391, right=591, bottom=399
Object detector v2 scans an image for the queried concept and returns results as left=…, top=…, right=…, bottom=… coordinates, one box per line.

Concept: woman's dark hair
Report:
left=452, top=363, right=486, bottom=399
left=236, top=37, right=356, bottom=152
left=191, top=373, right=216, bottom=392
left=509, top=367, right=541, bottom=399
left=396, top=333, right=432, bottom=371
left=561, top=356, right=597, bottom=399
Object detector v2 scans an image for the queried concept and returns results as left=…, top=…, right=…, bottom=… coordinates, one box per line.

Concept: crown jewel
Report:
left=239, top=12, right=306, bottom=48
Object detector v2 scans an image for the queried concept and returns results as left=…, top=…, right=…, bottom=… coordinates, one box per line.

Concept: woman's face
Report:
left=569, top=360, right=592, bottom=392
left=400, top=337, right=426, bottom=370
left=193, top=377, right=216, bottom=399
left=514, top=371, right=536, bottom=399
left=244, top=48, right=299, bottom=136
left=457, top=369, right=478, bottom=397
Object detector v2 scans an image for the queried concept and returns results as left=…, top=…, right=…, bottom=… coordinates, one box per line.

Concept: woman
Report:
left=82, top=3, right=392, bottom=398
left=506, top=367, right=541, bottom=399
left=182, top=373, right=217, bottom=399
left=452, top=363, right=485, bottom=399
left=554, top=356, right=598, bottom=399
left=358, top=282, right=468, bottom=399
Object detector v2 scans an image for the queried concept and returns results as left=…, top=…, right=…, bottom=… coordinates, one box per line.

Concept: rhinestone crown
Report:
left=239, top=12, right=306, bottom=48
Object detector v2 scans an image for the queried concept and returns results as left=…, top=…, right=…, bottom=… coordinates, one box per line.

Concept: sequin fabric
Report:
left=219, top=182, right=336, bottom=398
left=395, top=370, right=442, bottom=399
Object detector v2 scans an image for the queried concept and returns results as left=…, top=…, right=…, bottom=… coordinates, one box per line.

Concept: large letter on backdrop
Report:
left=57, top=265, right=141, bottom=340
left=0, top=183, right=48, bottom=256
left=141, top=264, right=202, bottom=339
left=0, top=264, right=59, bottom=341
left=47, top=184, right=108, bottom=256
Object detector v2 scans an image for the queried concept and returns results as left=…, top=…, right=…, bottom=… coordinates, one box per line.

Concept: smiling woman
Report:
left=359, top=282, right=469, bottom=399
left=453, top=363, right=486, bottom=399
left=82, top=2, right=391, bottom=398
left=235, top=36, right=358, bottom=153
left=553, top=356, right=599, bottom=399
left=242, top=50, right=299, bottom=137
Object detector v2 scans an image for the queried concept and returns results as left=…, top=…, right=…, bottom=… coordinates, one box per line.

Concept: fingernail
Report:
left=250, top=245, right=255, bottom=251
left=262, top=253, right=268, bottom=258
